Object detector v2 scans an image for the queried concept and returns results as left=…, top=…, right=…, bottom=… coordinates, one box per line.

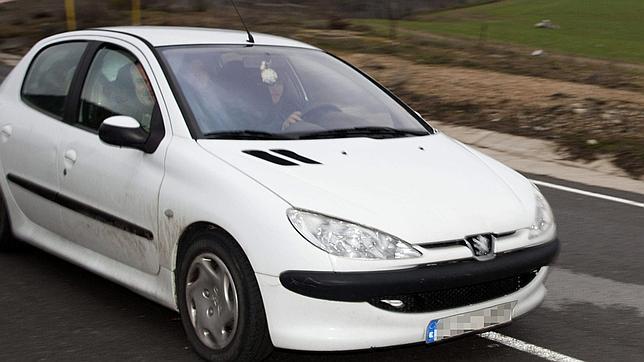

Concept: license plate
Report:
left=425, top=301, right=516, bottom=343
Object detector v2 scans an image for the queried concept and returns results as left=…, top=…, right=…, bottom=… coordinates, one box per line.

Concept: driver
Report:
left=260, top=61, right=301, bottom=131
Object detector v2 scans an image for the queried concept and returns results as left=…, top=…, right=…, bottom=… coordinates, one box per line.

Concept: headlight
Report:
left=287, top=208, right=422, bottom=260
left=529, top=189, right=555, bottom=239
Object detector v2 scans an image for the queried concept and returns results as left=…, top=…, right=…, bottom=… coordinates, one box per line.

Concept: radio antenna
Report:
left=229, top=0, right=254, bottom=44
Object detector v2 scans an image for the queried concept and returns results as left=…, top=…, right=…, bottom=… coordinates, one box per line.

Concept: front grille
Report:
left=418, top=230, right=516, bottom=250
left=368, top=269, right=539, bottom=313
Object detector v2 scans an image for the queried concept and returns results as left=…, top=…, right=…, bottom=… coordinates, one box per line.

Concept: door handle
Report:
left=64, top=149, right=78, bottom=164
left=0, top=125, right=11, bottom=140
left=63, top=150, right=78, bottom=176
left=63, top=150, right=77, bottom=175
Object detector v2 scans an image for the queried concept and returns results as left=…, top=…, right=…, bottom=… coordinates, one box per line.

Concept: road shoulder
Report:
left=434, top=121, right=644, bottom=196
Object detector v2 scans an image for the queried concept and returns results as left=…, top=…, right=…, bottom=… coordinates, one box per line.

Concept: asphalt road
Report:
left=1, top=65, right=644, bottom=361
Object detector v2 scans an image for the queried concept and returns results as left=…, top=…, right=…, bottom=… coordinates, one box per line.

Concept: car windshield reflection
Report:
left=160, top=45, right=432, bottom=139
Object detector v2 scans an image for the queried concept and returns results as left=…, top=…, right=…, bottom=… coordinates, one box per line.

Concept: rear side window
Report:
left=21, top=42, right=87, bottom=119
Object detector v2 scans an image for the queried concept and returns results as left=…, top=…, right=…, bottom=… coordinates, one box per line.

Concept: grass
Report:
left=355, top=0, right=644, bottom=64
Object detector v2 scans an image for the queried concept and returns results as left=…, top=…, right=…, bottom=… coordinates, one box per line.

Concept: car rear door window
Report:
left=78, top=47, right=156, bottom=132
left=21, top=42, right=87, bottom=119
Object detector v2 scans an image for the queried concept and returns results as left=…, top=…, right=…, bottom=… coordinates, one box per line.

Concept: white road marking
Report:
left=530, top=179, right=644, bottom=208
left=480, top=331, right=585, bottom=362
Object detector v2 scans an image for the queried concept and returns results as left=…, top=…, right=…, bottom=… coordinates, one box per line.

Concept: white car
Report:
left=0, top=27, right=559, bottom=361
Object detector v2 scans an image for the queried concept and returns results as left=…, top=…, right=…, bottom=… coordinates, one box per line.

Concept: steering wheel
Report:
left=301, top=103, right=341, bottom=123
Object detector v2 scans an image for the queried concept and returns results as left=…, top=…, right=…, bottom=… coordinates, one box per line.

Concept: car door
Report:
left=0, top=41, right=87, bottom=235
left=56, top=41, right=168, bottom=274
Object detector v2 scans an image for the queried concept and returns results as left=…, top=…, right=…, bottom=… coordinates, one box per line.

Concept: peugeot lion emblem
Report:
left=464, top=233, right=496, bottom=261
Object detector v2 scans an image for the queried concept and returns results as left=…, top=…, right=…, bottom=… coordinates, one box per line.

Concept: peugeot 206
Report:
left=0, top=27, right=559, bottom=361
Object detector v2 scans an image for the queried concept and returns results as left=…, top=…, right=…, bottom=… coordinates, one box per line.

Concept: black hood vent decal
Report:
left=242, top=150, right=298, bottom=166
left=270, top=149, right=322, bottom=164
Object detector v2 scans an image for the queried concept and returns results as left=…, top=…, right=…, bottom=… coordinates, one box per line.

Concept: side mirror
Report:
left=98, top=116, right=148, bottom=151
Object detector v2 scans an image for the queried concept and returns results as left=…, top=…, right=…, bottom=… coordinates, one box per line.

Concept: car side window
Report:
left=21, top=42, right=87, bottom=119
left=78, top=47, right=156, bottom=132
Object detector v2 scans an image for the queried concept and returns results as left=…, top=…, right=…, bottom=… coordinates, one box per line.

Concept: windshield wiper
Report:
left=202, top=130, right=295, bottom=140
left=294, top=127, right=430, bottom=140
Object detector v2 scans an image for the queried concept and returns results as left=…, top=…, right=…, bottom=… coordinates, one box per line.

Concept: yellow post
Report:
left=64, top=0, right=76, bottom=31
left=132, top=0, right=141, bottom=26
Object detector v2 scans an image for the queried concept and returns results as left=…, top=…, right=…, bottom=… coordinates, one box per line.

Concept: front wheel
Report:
left=177, top=230, right=273, bottom=361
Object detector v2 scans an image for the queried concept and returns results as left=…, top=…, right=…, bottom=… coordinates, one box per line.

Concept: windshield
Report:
left=159, top=45, right=432, bottom=139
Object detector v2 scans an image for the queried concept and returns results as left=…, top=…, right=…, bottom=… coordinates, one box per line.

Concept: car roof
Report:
left=96, top=26, right=319, bottom=50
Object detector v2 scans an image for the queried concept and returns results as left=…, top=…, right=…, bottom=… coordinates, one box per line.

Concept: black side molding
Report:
left=6, top=173, right=153, bottom=240
left=280, top=238, right=559, bottom=302
left=242, top=150, right=298, bottom=166
left=270, top=149, right=321, bottom=164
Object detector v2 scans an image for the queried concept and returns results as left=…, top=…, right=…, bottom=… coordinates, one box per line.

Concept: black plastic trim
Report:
left=270, top=149, right=321, bottom=164
left=142, top=103, right=165, bottom=153
left=64, top=41, right=101, bottom=125
left=418, top=230, right=517, bottom=250
left=98, top=119, right=149, bottom=149
left=242, top=150, right=298, bottom=166
left=6, top=173, right=153, bottom=240
left=369, top=270, right=538, bottom=313
left=280, top=238, right=559, bottom=302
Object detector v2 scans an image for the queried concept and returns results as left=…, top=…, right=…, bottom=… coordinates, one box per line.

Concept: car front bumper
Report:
left=258, top=239, right=558, bottom=351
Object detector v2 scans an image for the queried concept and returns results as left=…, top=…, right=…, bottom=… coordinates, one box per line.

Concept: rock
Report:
left=531, top=49, right=544, bottom=56
left=573, top=108, right=588, bottom=114
left=586, top=139, right=598, bottom=145
left=490, top=118, right=502, bottom=122
left=534, top=19, right=559, bottom=29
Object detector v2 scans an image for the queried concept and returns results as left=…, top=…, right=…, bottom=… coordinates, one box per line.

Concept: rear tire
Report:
left=0, top=188, right=19, bottom=252
left=177, top=229, right=273, bottom=361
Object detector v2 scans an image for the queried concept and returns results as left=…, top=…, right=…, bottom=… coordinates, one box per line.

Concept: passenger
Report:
left=110, top=62, right=156, bottom=130
left=131, top=63, right=155, bottom=109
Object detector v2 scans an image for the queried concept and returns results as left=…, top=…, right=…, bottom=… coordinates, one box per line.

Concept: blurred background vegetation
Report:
left=1, top=0, right=643, bottom=178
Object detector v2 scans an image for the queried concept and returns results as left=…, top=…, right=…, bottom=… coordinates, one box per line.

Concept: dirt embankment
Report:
left=344, top=53, right=644, bottom=178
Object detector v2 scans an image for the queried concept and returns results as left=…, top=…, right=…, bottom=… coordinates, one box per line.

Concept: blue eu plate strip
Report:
left=426, top=320, right=438, bottom=343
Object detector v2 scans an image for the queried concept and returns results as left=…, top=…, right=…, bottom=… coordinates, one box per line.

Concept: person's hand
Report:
left=281, top=111, right=302, bottom=130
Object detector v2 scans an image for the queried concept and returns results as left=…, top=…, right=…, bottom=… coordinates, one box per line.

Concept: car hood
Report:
left=197, top=133, right=536, bottom=244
